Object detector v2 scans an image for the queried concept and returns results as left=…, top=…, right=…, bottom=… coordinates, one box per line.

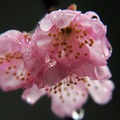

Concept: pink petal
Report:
left=88, top=39, right=108, bottom=65
left=55, top=12, right=76, bottom=29
left=36, top=57, right=69, bottom=88
left=73, top=63, right=98, bottom=80
left=0, top=51, right=34, bottom=91
left=95, top=65, right=112, bottom=80
left=102, top=37, right=112, bottom=59
left=49, top=76, right=88, bottom=118
left=1, top=30, right=24, bottom=43
left=0, top=31, right=21, bottom=56
left=85, top=77, right=114, bottom=104
left=73, top=63, right=111, bottom=80
left=39, top=10, right=80, bottom=31
left=85, top=11, right=107, bottom=38
left=22, top=84, right=46, bottom=105
left=22, top=44, right=44, bottom=79
left=40, top=16, right=53, bottom=31
left=31, top=27, right=53, bottom=57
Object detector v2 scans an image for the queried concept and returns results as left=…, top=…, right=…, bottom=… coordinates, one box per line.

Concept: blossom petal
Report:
left=39, top=10, right=80, bottom=31
left=85, top=77, right=114, bottom=104
left=22, top=84, right=46, bottom=105
left=36, top=59, right=69, bottom=88
left=73, top=63, right=111, bottom=80
left=49, top=76, right=88, bottom=118
left=40, top=16, right=53, bottom=31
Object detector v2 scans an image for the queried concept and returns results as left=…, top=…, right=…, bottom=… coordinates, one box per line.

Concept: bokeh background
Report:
left=0, top=0, right=119, bottom=120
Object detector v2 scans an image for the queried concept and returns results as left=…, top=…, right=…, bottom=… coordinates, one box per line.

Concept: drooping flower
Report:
left=0, top=4, right=114, bottom=119
left=22, top=5, right=114, bottom=118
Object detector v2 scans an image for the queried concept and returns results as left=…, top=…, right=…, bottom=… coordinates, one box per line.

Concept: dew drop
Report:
left=91, top=15, right=98, bottom=20
left=72, top=108, right=85, bottom=120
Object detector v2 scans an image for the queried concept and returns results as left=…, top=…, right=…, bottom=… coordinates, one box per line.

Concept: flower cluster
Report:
left=0, top=4, right=114, bottom=118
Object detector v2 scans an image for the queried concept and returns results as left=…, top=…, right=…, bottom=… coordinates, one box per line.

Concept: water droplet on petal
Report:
left=72, top=108, right=85, bottom=120
left=91, top=15, right=98, bottom=20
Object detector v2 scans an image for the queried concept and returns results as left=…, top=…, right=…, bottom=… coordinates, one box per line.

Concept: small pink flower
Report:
left=0, top=30, right=34, bottom=91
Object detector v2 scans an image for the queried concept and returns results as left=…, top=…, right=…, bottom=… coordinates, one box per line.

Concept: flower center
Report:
left=45, top=74, right=87, bottom=103
left=48, top=22, right=94, bottom=63
left=61, top=26, right=72, bottom=34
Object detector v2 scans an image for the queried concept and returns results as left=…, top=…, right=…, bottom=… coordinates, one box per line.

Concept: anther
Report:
left=0, top=57, right=4, bottom=60
left=58, top=51, right=62, bottom=54
left=74, top=82, right=77, bottom=85
left=20, top=73, right=23, bottom=76
left=83, top=31, right=87, bottom=36
left=48, top=33, right=51, bottom=36
left=85, top=40, right=88, bottom=44
left=27, top=73, right=31, bottom=76
left=63, top=48, right=67, bottom=51
left=8, top=67, right=11, bottom=70
left=76, top=36, right=79, bottom=39
left=54, top=91, right=57, bottom=94
left=69, top=50, right=73, bottom=53
left=16, top=76, right=19, bottom=79
left=76, top=30, right=80, bottom=33
left=73, top=98, right=76, bottom=102
left=76, top=52, right=80, bottom=55
left=67, top=83, right=70, bottom=86
left=59, top=96, right=63, bottom=99
left=58, top=88, right=62, bottom=92
left=84, top=53, right=88, bottom=56
left=13, top=66, right=16, bottom=68
left=5, top=71, right=9, bottom=74
left=21, top=77, right=25, bottom=81
left=75, top=56, right=78, bottom=59
left=53, top=34, right=56, bottom=37
left=58, top=82, right=62, bottom=86
left=51, top=50, right=54, bottom=53
left=87, top=83, right=91, bottom=87
left=13, top=72, right=17, bottom=76
left=53, top=86, right=57, bottom=89
left=65, top=54, right=69, bottom=57
left=58, top=55, right=62, bottom=58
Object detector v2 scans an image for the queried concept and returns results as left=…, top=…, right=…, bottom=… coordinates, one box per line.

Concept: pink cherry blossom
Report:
left=30, top=8, right=112, bottom=88
left=0, top=4, right=114, bottom=119
left=0, top=30, right=34, bottom=91
left=21, top=7, right=114, bottom=118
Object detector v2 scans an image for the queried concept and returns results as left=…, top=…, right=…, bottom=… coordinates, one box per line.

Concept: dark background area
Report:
left=0, top=0, right=119, bottom=120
